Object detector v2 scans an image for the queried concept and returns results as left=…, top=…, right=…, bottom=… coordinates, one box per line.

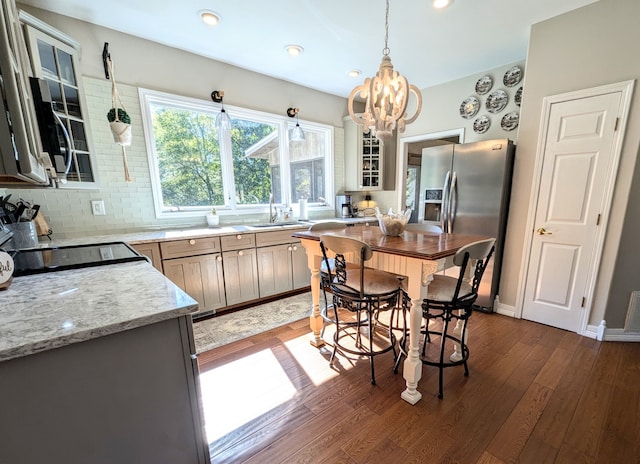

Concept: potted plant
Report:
left=107, top=107, right=132, bottom=146
left=206, top=207, right=219, bottom=227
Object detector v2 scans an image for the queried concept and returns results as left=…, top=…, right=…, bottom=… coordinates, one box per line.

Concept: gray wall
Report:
left=504, top=0, right=640, bottom=328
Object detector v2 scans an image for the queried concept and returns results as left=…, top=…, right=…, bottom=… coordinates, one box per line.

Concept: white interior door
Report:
left=522, top=91, right=623, bottom=332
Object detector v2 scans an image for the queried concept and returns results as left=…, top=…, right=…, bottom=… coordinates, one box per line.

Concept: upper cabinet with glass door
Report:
left=344, top=116, right=383, bottom=191
left=20, top=12, right=98, bottom=188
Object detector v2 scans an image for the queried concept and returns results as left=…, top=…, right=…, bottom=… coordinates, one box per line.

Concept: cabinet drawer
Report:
left=255, top=229, right=304, bottom=247
left=220, top=233, right=255, bottom=251
left=160, top=237, right=221, bottom=259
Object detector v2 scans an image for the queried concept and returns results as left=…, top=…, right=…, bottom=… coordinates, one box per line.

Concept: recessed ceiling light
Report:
left=347, top=70, right=361, bottom=78
left=200, top=10, right=221, bottom=26
left=433, top=0, right=452, bottom=9
left=285, top=45, right=304, bottom=57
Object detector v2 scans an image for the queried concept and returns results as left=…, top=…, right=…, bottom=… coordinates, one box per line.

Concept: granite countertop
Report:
left=33, top=217, right=377, bottom=248
left=0, top=261, right=198, bottom=362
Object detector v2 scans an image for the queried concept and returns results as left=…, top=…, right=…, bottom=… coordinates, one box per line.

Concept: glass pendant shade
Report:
left=215, top=109, right=232, bottom=132
left=290, top=123, right=305, bottom=141
left=347, top=0, right=422, bottom=142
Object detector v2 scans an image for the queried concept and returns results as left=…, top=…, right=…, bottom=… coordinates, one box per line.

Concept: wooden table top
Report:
left=292, top=226, right=490, bottom=261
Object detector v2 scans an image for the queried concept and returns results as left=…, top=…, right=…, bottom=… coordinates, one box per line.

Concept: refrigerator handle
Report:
left=441, top=171, right=451, bottom=232
left=449, top=172, right=458, bottom=232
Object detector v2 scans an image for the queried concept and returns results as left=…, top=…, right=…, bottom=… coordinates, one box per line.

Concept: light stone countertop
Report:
left=32, top=217, right=377, bottom=248
left=0, top=217, right=376, bottom=363
left=0, top=261, right=198, bottom=362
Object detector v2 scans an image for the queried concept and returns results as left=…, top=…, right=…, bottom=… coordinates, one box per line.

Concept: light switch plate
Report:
left=91, top=200, right=106, bottom=216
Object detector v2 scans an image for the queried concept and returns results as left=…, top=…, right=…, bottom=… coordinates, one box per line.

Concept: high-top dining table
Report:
left=291, top=225, right=488, bottom=405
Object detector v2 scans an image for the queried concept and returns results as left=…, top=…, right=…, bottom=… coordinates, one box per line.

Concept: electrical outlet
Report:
left=91, top=200, right=106, bottom=216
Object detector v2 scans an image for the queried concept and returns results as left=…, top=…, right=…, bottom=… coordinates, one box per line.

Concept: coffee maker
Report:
left=335, top=194, right=354, bottom=218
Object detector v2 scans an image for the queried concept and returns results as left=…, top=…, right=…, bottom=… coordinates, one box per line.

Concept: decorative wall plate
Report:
left=503, top=66, right=523, bottom=87
left=515, top=87, right=523, bottom=106
left=501, top=111, right=520, bottom=131
left=459, top=96, right=480, bottom=119
left=473, top=115, right=491, bottom=134
left=475, top=75, right=493, bottom=95
left=485, top=89, right=508, bottom=114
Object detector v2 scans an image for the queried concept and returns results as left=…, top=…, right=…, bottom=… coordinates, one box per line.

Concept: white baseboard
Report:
left=585, top=325, right=640, bottom=341
left=494, top=302, right=516, bottom=318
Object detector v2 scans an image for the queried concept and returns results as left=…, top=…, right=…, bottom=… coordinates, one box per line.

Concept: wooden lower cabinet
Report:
left=130, top=242, right=163, bottom=271
left=291, top=242, right=310, bottom=290
left=163, top=254, right=226, bottom=314
left=257, top=241, right=310, bottom=297
left=222, top=248, right=259, bottom=306
left=257, top=244, right=294, bottom=298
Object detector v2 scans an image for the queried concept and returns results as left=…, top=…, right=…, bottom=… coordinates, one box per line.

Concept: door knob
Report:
left=536, top=227, right=552, bottom=235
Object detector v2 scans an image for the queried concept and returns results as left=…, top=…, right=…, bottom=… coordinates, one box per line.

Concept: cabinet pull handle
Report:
left=189, top=239, right=196, bottom=245
left=238, top=250, right=244, bottom=256
left=292, top=245, right=298, bottom=251
left=287, top=246, right=293, bottom=252
left=216, top=256, right=222, bottom=262
left=236, top=234, right=242, bottom=240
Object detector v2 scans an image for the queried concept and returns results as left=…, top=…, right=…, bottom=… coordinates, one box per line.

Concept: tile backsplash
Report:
left=5, top=77, right=340, bottom=238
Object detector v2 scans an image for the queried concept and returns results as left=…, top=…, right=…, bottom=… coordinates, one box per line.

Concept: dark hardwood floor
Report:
left=197, top=311, right=640, bottom=464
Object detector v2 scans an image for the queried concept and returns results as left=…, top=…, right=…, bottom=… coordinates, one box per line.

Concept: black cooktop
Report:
left=11, top=242, right=149, bottom=277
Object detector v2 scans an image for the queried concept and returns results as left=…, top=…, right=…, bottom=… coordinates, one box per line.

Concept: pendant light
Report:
left=287, top=107, right=305, bottom=141
left=347, top=0, right=422, bottom=142
left=211, top=90, right=232, bottom=132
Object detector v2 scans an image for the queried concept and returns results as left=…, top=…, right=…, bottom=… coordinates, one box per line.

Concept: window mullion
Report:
left=219, top=128, right=235, bottom=209
left=279, top=121, right=292, bottom=207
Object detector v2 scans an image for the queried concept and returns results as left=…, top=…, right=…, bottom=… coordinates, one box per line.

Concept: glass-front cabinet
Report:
left=344, top=116, right=383, bottom=191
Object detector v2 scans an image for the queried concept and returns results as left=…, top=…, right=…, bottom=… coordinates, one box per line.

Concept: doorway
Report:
left=396, top=129, right=463, bottom=219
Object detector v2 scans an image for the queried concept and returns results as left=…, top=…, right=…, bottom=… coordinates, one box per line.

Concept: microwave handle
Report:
left=52, top=112, right=73, bottom=181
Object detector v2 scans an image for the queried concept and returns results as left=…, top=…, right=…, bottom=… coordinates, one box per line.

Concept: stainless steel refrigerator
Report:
left=418, top=139, right=515, bottom=312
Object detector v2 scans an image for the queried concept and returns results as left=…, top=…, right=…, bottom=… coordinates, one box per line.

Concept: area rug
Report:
left=193, top=292, right=312, bottom=354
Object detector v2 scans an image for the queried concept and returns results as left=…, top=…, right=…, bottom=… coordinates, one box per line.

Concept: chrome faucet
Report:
left=269, top=194, right=278, bottom=223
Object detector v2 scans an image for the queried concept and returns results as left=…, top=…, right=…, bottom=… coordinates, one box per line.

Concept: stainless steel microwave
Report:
left=0, top=0, right=62, bottom=187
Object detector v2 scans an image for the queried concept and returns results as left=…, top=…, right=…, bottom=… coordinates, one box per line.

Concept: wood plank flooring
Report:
left=197, top=311, right=640, bottom=464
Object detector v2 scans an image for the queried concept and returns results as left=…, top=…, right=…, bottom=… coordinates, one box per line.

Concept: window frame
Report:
left=19, top=10, right=99, bottom=189
left=139, top=88, right=334, bottom=219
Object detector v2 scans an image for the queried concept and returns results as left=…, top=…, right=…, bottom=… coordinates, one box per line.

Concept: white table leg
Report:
left=300, top=239, right=325, bottom=347
left=401, top=296, right=423, bottom=405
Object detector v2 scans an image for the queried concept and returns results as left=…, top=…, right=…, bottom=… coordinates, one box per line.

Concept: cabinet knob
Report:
left=216, top=256, right=222, bottom=262
left=292, top=245, right=298, bottom=251
left=287, top=246, right=293, bottom=252
left=238, top=250, right=244, bottom=256
left=189, top=239, right=196, bottom=245
left=236, top=234, right=242, bottom=240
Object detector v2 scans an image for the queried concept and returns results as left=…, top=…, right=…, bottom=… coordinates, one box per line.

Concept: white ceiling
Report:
left=19, top=0, right=598, bottom=98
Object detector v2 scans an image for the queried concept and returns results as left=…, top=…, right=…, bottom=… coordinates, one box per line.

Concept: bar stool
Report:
left=308, top=222, right=355, bottom=336
left=420, top=238, right=495, bottom=398
left=319, top=234, right=406, bottom=385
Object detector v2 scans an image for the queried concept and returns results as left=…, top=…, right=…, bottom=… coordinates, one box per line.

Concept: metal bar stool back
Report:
left=421, top=237, right=496, bottom=398
left=319, top=234, right=405, bottom=384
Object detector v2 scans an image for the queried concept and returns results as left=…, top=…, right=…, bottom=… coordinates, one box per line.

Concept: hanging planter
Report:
left=106, top=57, right=132, bottom=182
left=107, top=108, right=132, bottom=146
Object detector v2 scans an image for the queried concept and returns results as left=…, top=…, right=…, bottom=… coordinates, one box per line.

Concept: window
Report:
left=139, top=89, right=333, bottom=217
left=21, top=13, right=97, bottom=187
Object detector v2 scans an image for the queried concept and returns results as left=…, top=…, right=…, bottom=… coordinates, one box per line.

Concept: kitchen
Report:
left=2, top=0, right=640, bottom=462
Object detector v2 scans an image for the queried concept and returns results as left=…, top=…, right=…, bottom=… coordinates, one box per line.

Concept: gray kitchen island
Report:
left=0, top=261, right=210, bottom=464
